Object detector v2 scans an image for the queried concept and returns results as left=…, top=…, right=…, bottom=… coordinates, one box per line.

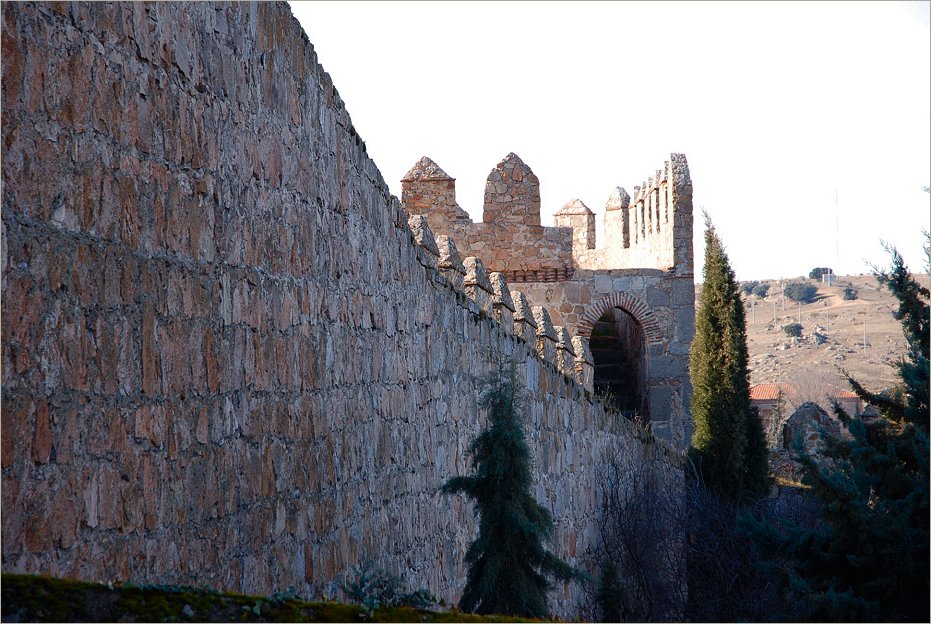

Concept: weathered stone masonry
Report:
left=402, top=150, right=695, bottom=446
left=1, top=1, right=686, bottom=617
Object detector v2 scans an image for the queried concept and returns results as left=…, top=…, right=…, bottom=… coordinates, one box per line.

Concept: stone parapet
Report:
left=554, top=198, right=595, bottom=253
left=401, top=156, right=471, bottom=233
left=572, top=336, right=594, bottom=392
left=463, top=256, right=493, bottom=314
left=489, top=272, right=515, bottom=332
left=511, top=291, right=537, bottom=343
left=0, top=3, right=688, bottom=620
left=407, top=215, right=440, bottom=269
left=554, top=326, right=576, bottom=377
left=482, top=153, right=540, bottom=226
left=436, top=235, right=466, bottom=290
left=532, top=306, right=558, bottom=365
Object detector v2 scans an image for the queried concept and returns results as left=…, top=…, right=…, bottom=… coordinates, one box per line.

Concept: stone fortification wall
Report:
left=402, top=153, right=694, bottom=279
left=401, top=154, right=695, bottom=448
left=516, top=270, right=695, bottom=447
left=1, top=1, right=683, bottom=617
left=402, top=155, right=576, bottom=282
left=574, top=156, right=694, bottom=274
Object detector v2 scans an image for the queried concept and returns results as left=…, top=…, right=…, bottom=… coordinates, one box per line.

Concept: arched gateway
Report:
left=577, top=293, right=665, bottom=422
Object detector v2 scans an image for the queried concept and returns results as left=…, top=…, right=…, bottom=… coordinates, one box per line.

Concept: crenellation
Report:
left=571, top=336, right=594, bottom=392
left=553, top=198, right=596, bottom=254
left=511, top=291, right=538, bottom=343
left=407, top=215, right=440, bottom=269
left=489, top=272, right=516, bottom=333
left=603, top=187, right=631, bottom=250
left=2, top=2, right=690, bottom=618
left=401, top=156, right=470, bottom=234
left=463, top=256, right=493, bottom=314
left=482, top=153, right=541, bottom=227
left=532, top=306, right=559, bottom=365
left=554, top=326, right=576, bottom=377
left=436, top=234, right=466, bottom=290
left=401, top=150, right=694, bottom=447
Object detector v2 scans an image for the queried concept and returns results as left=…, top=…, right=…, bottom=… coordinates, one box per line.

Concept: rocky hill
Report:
left=738, top=272, right=930, bottom=412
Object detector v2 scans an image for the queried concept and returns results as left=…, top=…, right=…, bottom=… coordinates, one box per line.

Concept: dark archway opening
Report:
left=590, top=308, right=648, bottom=421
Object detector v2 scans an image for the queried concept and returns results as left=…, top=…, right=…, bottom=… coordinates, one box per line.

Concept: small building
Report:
left=825, top=385, right=863, bottom=417
left=750, top=383, right=794, bottom=422
left=750, top=383, right=796, bottom=448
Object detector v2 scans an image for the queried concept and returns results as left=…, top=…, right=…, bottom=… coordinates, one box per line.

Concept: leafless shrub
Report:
left=683, top=472, right=810, bottom=622
left=579, top=455, right=814, bottom=622
left=578, top=455, right=686, bottom=622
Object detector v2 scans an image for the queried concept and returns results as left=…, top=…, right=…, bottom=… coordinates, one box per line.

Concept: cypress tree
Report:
left=441, top=361, right=580, bottom=618
left=689, top=215, right=769, bottom=499
left=743, top=241, right=929, bottom=621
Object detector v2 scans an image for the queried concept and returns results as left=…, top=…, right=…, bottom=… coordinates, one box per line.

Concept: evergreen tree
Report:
left=743, top=240, right=929, bottom=621
left=689, top=215, right=769, bottom=499
left=441, top=362, right=580, bottom=618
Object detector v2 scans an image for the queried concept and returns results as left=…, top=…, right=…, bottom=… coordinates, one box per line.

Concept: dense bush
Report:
left=745, top=240, right=930, bottom=621
left=341, top=561, right=438, bottom=613
left=752, top=283, right=770, bottom=298
left=842, top=286, right=858, bottom=300
left=808, top=267, right=833, bottom=280
left=784, top=282, right=818, bottom=303
left=740, top=281, right=759, bottom=296
left=783, top=323, right=803, bottom=337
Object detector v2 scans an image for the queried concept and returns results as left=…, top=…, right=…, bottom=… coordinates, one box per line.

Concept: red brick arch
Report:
left=576, top=292, right=664, bottom=345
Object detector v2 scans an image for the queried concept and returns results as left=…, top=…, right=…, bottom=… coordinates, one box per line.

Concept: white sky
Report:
left=289, top=1, right=930, bottom=282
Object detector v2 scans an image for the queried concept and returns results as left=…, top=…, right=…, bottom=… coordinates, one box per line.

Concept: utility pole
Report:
left=863, top=319, right=867, bottom=351
left=835, top=188, right=840, bottom=279
left=798, top=301, right=802, bottom=324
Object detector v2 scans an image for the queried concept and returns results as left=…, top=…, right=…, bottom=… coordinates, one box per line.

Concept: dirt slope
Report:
left=737, top=273, right=929, bottom=411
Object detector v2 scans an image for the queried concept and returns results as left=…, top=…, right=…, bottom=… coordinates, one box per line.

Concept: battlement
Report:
left=400, top=152, right=693, bottom=281
left=0, top=3, right=690, bottom=618
left=401, top=152, right=695, bottom=447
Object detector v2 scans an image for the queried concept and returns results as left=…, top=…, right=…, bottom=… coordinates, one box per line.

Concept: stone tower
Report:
left=402, top=153, right=695, bottom=447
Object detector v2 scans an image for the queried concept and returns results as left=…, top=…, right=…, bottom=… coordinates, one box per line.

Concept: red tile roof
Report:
left=827, top=385, right=859, bottom=399
left=750, top=383, right=792, bottom=401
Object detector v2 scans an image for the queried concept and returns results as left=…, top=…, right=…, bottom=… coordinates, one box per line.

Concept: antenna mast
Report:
left=835, top=188, right=839, bottom=277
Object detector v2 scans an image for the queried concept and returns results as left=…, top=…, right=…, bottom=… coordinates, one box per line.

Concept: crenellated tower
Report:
left=400, top=152, right=695, bottom=447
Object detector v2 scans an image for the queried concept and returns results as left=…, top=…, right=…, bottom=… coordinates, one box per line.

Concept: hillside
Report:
left=738, top=272, right=930, bottom=411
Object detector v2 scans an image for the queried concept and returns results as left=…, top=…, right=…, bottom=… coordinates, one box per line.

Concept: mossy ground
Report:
left=0, top=574, right=539, bottom=623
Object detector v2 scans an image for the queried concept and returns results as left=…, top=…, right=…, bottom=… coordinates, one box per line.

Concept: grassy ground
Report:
left=0, top=574, right=538, bottom=623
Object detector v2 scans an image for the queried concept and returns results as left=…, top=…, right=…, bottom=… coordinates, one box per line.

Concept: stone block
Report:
left=646, top=285, right=670, bottom=307
left=672, top=278, right=695, bottom=306
left=463, top=257, right=493, bottom=314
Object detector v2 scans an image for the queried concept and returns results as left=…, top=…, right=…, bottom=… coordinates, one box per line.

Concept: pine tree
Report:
left=689, top=215, right=769, bottom=498
left=743, top=240, right=929, bottom=621
left=441, top=362, right=580, bottom=618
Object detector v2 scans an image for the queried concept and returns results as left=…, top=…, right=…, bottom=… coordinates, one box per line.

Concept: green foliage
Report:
left=0, top=574, right=524, bottom=623
left=752, top=283, right=770, bottom=298
left=689, top=215, right=769, bottom=499
left=842, top=285, right=857, bottom=300
left=783, top=322, right=803, bottom=337
left=743, top=239, right=930, bottom=621
left=808, top=267, right=833, bottom=280
left=740, top=280, right=759, bottom=296
left=341, top=560, right=438, bottom=618
left=441, top=361, right=582, bottom=618
left=784, top=282, right=818, bottom=303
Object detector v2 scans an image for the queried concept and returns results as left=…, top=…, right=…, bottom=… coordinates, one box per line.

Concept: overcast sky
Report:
left=290, top=1, right=930, bottom=282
